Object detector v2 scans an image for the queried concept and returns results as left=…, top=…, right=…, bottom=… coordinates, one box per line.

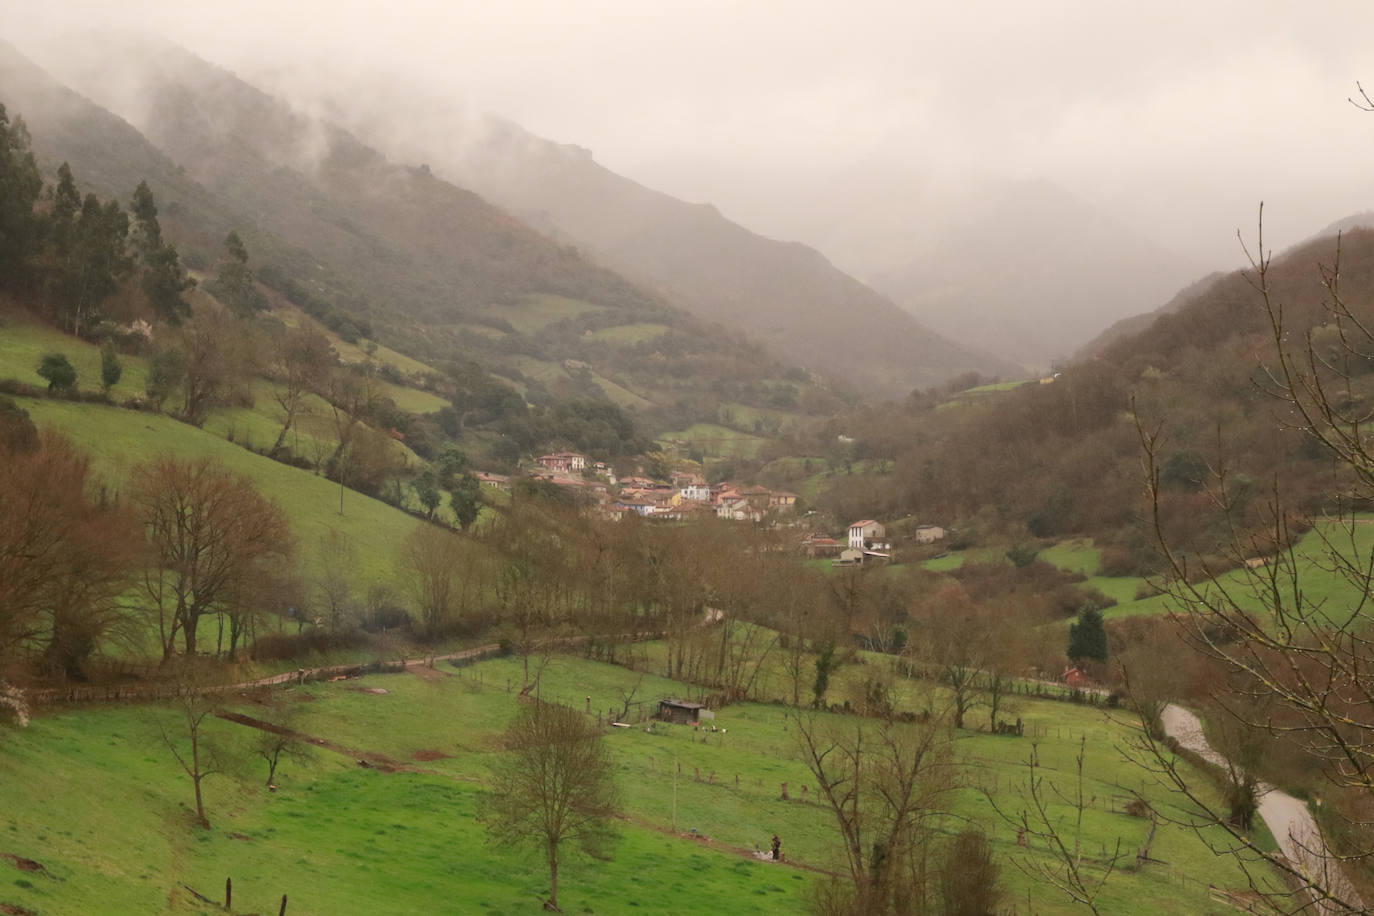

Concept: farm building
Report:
left=914, top=525, right=946, bottom=544
left=657, top=699, right=707, bottom=724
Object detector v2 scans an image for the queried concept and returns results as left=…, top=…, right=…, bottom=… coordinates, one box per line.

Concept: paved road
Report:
left=1160, top=704, right=1363, bottom=913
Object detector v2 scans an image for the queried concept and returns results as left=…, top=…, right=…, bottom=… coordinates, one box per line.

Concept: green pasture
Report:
left=0, top=653, right=1278, bottom=914
left=481, top=294, right=605, bottom=335
left=659, top=424, right=766, bottom=460
left=375, top=379, right=447, bottom=415
left=592, top=372, right=654, bottom=410
left=15, top=397, right=423, bottom=588
left=585, top=322, right=672, bottom=344
left=0, top=318, right=151, bottom=400
left=0, top=694, right=783, bottom=916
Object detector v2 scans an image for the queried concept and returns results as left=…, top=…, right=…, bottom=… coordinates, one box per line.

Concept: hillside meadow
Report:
left=1, top=653, right=1280, bottom=915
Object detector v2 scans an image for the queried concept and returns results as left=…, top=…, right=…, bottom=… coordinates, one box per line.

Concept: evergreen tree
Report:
left=448, top=471, right=483, bottom=530
left=145, top=347, right=184, bottom=411
left=209, top=231, right=265, bottom=315
left=99, top=340, right=122, bottom=395
left=0, top=106, right=43, bottom=293
left=130, top=182, right=193, bottom=324
left=50, top=163, right=80, bottom=262
left=58, top=194, right=130, bottom=335
left=1067, top=603, right=1108, bottom=663
left=413, top=469, right=441, bottom=520
left=37, top=353, right=77, bottom=392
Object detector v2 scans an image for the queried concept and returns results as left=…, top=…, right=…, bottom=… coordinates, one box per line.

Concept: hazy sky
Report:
left=11, top=0, right=1374, bottom=270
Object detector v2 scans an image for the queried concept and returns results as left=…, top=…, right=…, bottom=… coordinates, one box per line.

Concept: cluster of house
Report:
left=471, top=451, right=799, bottom=522
left=801, top=519, right=946, bottom=566
left=613, top=473, right=798, bottom=521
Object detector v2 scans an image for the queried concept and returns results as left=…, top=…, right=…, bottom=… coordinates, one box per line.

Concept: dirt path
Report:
left=29, top=643, right=505, bottom=705
left=1160, top=704, right=1363, bottom=912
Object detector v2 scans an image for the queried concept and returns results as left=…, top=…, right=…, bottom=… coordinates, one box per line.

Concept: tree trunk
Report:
left=548, top=844, right=559, bottom=911
left=191, top=738, right=208, bottom=827
left=182, top=613, right=198, bottom=656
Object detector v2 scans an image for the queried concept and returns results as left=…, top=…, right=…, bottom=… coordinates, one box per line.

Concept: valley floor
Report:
left=1, top=653, right=1282, bottom=915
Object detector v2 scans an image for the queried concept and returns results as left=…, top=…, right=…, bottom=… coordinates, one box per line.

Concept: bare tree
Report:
left=314, top=529, right=358, bottom=632
left=1133, top=215, right=1373, bottom=911
left=399, top=524, right=467, bottom=638
left=990, top=738, right=1124, bottom=916
left=0, top=430, right=137, bottom=678
left=254, top=701, right=311, bottom=788
left=176, top=303, right=252, bottom=426
left=158, top=683, right=223, bottom=828
left=479, top=703, right=619, bottom=912
left=268, top=324, right=333, bottom=456
left=794, top=705, right=956, bottom=914
left=914, top=584, right=991, bottom=730
left=132, top=456, right=295, bottom=659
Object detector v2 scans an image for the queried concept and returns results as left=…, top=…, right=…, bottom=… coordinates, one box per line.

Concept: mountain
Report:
left=1075, top=270, right=1226, bottom=357
left=2, top=38, right=860, bottom=436
left=853, top=181, right=1206, bottom=369
left=253, top=75, right=1020, bottom=396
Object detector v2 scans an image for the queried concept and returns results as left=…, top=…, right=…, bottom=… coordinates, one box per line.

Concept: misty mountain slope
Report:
left=38, top=39, right=670, bottom=325
left=287, top=92, right=1020, bottom=396
left=3, top=40, right=849, bottom=432
left=1076, top=270, right=1227, bottom=357
left=1080, top=208, right=1374, bottom=359
left=862, top=181, right=1206, bottom=369
left=0, top=39, right=252, bottom=260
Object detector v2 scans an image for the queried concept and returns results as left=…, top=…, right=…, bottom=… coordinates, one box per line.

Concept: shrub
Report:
left=37, top=352, right=77, bottom=391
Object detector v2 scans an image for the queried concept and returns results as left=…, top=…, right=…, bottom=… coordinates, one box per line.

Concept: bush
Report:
left=1098, top=545, right=1138, bottom=577
left=359, top=605, right=412, bottom=633
left=1006, top=541, right=1039, bottom=568
left=249, top=629, right=372, bottom=661
left=37, top=352, right=77, bottom=391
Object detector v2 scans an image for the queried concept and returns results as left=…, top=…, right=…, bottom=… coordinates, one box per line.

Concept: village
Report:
left=472, top=450, right=946, bottom=566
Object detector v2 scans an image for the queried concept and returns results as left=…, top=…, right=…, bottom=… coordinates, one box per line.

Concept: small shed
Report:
left=657, top=699, right=707, bottom=724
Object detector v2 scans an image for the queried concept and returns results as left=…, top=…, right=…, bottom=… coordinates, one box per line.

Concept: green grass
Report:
left=591, top=372, right=654, bottom=410
left=375, top=379, right=448, bottom=415
left=659, top=423, right=767, bottom=460
left=280, top=305, right=438, bottom=378
left=585, top=322, right=672, bottom=344
left=15, top=397, right=422, bottom=590
left=937, top=379, right=1032, bottom=409
left=0, top=697, right=784, bottom=916
left=480, top=294, right=605, bottom=335
left=0, top=318, right=151, bottom=400
left=0, top=654, right=1281, bottom=914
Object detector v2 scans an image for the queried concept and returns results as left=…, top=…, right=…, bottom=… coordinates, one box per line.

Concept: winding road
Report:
left=1160, top=704, right=1363, bottom=913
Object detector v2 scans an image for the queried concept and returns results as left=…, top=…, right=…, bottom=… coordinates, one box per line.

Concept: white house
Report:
left=680, top=483, right=712, bottom=502
left=848, top=520, right=886, bottom=549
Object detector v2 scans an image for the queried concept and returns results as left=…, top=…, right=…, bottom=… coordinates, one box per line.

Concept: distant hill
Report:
left=265, top=82, right=1020, bottom=397
left=859, top=181, right=1206, bottom=369
left=1075, top=270, right=1226, bottom=358
left=1, top=38, right=850, bottom=436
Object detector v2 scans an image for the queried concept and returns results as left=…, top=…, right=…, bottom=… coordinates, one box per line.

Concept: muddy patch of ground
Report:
left=412, top=749, right=451, bottom=762
left=0, top=855, right=45, bottom=874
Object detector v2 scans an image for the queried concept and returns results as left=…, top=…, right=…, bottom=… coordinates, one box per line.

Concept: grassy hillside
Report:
left=3, top=39, right=842, bottom=437
left=320, top=97, right=1022, bottom=396
left=15, top=397, right=421, bottom=588
left=0, top=653, right=1278, bottom=915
